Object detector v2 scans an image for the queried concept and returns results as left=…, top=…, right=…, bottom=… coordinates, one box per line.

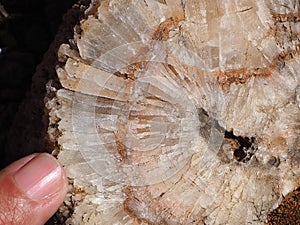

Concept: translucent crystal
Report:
left=48, top=0, right=300, bottom=224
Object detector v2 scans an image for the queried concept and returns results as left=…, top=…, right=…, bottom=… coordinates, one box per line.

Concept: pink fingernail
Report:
left=7, top=153, right=38, bottom=172
left=14, top=153, right=63, bottom=200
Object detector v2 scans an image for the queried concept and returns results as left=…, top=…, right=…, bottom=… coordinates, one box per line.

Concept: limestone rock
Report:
left=47, top=0, right=300, bottom=224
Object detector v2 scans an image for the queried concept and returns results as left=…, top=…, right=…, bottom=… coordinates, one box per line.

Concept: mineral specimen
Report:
left=47, top=0, right=300, bottom=224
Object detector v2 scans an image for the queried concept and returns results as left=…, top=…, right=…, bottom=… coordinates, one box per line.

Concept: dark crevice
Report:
left=224, top=130, right=256, bottom=163
left=233, top=148, right=247, bottom=161
left=197, top=109, right=257, bottom=163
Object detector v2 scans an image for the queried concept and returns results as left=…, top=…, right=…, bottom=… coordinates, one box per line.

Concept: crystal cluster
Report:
left=47, top=0, right=300, bottom=224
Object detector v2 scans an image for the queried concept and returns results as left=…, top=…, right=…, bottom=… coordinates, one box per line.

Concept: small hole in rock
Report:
left=234, top=148, right=247, bottom=161
left=224, top=130, right=256, bottom=163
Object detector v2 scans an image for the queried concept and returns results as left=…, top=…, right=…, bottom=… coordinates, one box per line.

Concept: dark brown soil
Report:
left=0, top=0, right=77, bottom=168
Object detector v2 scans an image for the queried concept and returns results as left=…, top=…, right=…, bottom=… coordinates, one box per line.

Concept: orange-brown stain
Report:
left=152, top=17, right=183, bottom=41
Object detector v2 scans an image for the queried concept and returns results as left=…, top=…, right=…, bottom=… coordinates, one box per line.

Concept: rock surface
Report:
left=46, top=0, right=300, bottom=224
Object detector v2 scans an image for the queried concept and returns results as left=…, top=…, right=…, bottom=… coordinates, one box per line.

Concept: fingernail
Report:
left=7, top=153, right=38, bottom=173
left=14, top=153, right=63, bottom=200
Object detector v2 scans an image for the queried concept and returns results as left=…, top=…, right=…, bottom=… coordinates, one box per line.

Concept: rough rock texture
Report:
left=46, top=0, right=300, bottom=224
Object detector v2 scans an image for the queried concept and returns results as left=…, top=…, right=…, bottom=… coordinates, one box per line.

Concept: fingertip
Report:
left=0, top=153, right=68, bottom=225
left=14, top=153, right=66, bottom=200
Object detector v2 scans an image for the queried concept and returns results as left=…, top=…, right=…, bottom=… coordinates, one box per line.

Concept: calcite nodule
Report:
left=47, top=0, right=300, bottom=224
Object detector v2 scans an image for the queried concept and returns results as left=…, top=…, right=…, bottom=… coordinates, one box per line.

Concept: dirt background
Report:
left=0, top=0, right=77, bottom=167
left=0, top=0, right=77, bottom=224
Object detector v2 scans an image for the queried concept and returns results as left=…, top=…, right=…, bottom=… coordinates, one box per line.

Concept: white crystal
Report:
left=47, top=0, right=300, bottom=224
